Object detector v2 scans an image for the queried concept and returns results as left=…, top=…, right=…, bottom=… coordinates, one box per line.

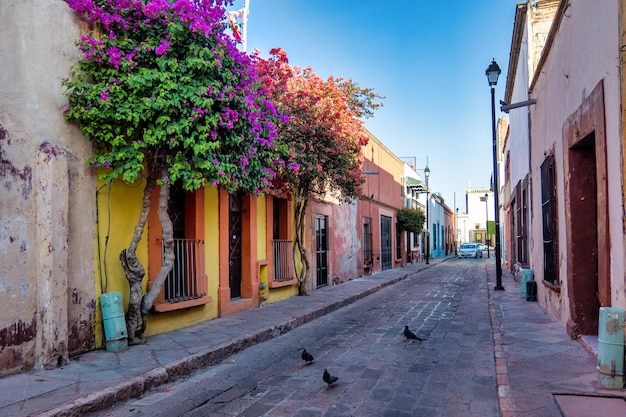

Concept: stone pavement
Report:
left=0, top=257, right=446, bottom=417
left=487, top=264, right=626, bottom=416
left=89, top=255, right=497, bottom=417
left=1, top=255, right=624, bottom=417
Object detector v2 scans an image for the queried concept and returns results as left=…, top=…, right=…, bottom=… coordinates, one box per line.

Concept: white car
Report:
left=459, top=242, right=483, bottom=258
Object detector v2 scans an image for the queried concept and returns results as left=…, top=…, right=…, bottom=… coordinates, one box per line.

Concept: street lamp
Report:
left=482, top=193, right=490, bottom=258
left=424, top=165, right=430, bottom=264
left=486, top=59, right=504, bottom=290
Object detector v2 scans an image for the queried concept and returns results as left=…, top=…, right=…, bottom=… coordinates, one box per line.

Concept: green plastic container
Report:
left=519, top=269, right=534, bottom=299
left=100, top=292, right=128, bottom=352
left=597, top=307, right=624, bottom=389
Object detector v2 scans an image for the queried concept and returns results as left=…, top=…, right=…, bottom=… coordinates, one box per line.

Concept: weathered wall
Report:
left=359, top=131, right=405, bottom=272
left=0, top=1, right=96, bottom=374
left=309, top=198, right=360, bottom=285
left=529, top=0, right=625, bottom=326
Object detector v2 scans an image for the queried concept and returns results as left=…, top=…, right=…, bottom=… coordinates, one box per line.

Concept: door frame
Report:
left=218, top=188, right=258, bottom=316
left=562, top=80, right=610, bottom=336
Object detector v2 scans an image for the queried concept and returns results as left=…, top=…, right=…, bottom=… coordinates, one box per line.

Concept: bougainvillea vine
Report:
left=63, top=0, right=292, bottom=342
left=256, top=48, right=383, bottom=294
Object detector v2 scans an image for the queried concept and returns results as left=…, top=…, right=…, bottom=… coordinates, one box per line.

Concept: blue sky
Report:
left=230, top=0, right=519, bottom=210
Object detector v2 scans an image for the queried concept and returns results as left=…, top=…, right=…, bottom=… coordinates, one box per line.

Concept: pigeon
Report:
left=404, top=325, right=423, bottom=343
left=323, top=369, right=339, bottom=389
left=298, top=348, right=314, bottom=364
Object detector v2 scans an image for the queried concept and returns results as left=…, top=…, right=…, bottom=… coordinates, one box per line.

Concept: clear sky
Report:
left=230, top=0, right=520, bottom=211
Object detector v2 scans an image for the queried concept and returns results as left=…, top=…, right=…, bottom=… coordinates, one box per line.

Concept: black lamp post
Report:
left=455, top=207, right=459, bottom=255
left=486, top=59, right=504, bottom=290
left=424, top=165, right=430, bottom=265
left=483, top=193, right=490, bottom=258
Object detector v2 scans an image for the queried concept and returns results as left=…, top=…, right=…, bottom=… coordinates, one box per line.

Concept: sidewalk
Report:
left=487, top=264, right=626, bottom=416
left=0, top=257, right=448, bottom=417
left=2, top=256, right=624, bottom=417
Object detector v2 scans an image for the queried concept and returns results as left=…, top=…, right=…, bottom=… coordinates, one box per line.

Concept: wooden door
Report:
left=229, top=191, right=243, bottom=298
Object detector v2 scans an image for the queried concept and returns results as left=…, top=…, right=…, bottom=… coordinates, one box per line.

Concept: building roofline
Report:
left=504, top=3, right=528, bottom=105
left=362, top=128, right=407, bottom=167
left=529, top=0, right=569, bottom=93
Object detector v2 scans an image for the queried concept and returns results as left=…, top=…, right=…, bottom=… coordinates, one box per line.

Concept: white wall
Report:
left=466, top=187, right=494, bottom=232
left=507, top=21, right=531, bottom=187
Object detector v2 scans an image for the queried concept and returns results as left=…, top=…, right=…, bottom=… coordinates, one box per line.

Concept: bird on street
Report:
left=404, top=325, right=423, bottom=343
left=323, top=369, right=339, bottom=389
left=298, top=348, right=314, bottom=364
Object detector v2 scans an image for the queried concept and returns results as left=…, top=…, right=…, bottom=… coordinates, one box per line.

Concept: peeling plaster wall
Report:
left=304, top=130, right=408, bottom=289
left=331, top=201, right=360, bottom=280
left=529, top=0, right=624, bottom=326
left=309, top=198, right=361, bottom=285
left=0, top=1, right=96, bottom=374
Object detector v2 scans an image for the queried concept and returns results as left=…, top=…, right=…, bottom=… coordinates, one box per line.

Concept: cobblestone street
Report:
left=90, top=259, right=498, bottom=417
left=6, top=256, right=618, bottom=417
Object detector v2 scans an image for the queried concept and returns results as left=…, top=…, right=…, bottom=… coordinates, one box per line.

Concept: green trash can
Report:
left=525, top=281, right=537, bottom=302
left=597, top=307, right=624, bottom=389
left=100, top=292, right=128, bottom=352
left=519, top=269, right=534, bottom=299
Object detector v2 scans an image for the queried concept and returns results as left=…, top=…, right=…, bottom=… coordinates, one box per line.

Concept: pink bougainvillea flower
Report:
left=155, top=39, right=170, bottom=56
left=106, top=46, right=122, bottom=68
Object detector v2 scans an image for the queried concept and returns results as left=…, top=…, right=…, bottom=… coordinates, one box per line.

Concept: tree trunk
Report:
left=119, top=172, right=156, bottom=345
left=119, top=164, right=176, bottom=344
left=293, top=192, right=309, bottom=295
left=141, top=175, right=175, bottom=317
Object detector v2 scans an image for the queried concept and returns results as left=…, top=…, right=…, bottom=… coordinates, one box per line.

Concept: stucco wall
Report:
left=466, top=188, right=494, bottom=234
left=0, top=1, right=97, bottom=374
left=361, top=132, right=406, bottom=270
left=309, top=198, right=361, bottom=284
left=428, top=197, right=444, bottom=257
left=507, top=22, right=531, bottom=188
left=529, top=0, right=625, bottom=325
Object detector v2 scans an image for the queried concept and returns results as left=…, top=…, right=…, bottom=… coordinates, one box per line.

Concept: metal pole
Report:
left=455, top=207, right=459, bottom=255
left=242, top=0, right=250, bottom=52
left=425, top=177, right=429, bottom=264
left=485, top=195, right=490, bottom=258
left=491, top=86, right=504, bottom=290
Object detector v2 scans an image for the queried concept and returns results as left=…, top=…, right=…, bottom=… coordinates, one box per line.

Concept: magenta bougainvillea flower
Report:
left=63, top=0, right=293, bottom=193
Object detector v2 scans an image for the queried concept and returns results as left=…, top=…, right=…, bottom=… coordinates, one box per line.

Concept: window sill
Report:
left=153, top=295, right=212, bottom=312
left=542, top=279, right=561, bottom=293
left=269, top=277, right=297, bottom=289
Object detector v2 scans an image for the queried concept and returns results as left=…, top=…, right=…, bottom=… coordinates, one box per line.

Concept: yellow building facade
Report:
left=94, top=179, right=298, bottom=345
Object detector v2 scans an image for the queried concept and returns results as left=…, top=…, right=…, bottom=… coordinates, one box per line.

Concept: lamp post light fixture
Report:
left=424, top=165, right=430, bottom=265
left=486, top=59, right=504, bottom=291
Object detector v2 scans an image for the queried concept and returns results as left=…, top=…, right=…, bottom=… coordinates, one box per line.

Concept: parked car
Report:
left=478, top=244, right=489, bottom=252
left=459, top=242, right=483, bottom=258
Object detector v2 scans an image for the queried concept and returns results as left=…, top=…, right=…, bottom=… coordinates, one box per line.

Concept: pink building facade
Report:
left=504, top=0, right=626, bottom=338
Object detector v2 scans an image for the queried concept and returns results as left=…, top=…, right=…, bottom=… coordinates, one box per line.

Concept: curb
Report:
left=486, top=265, right=518, bottom=417
left=34, top=260, right=449, bottom=417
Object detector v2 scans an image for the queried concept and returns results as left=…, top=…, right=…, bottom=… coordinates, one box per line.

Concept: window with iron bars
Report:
left=541, top=156, right=558, bottom=285
left=273, top=239, right=295, bottom=282
left=363, top=217, right=373, bottom=267
left=154, top=238, right=210, bottom=312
